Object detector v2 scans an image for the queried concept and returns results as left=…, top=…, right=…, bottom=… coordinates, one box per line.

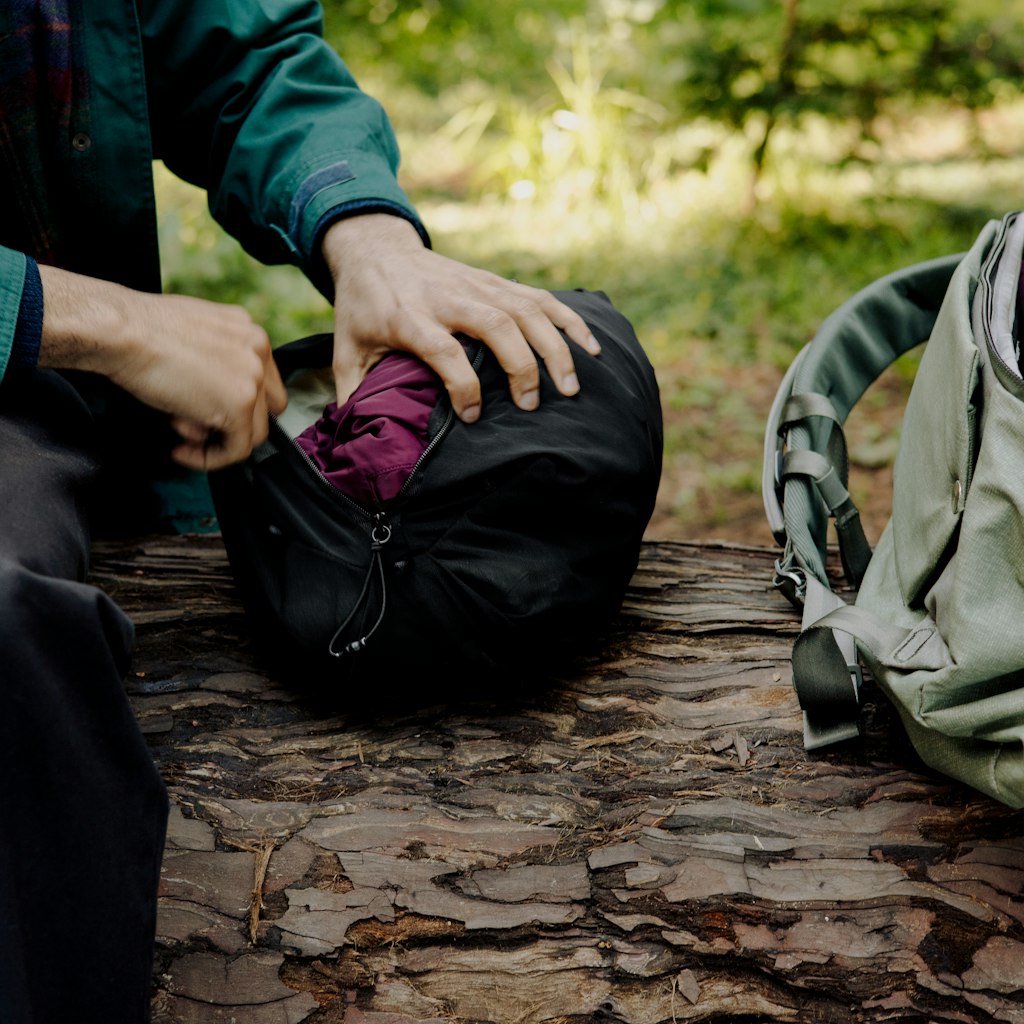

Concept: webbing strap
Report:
left=792, top=575, right=857, bottom=747
left=779, top=392, right=841, bottom=428
left=833, top=501, right=872, bottom=587
left=781, top=450, right=873, bottom=586
left=792, top=602, right=914, bottom=749
left=779, top=392, right=851, bottom=498
left=782, top=450, right=847, bottom=511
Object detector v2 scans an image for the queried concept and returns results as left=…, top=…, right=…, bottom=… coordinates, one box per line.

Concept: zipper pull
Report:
left=370, top=512, right=392, bottom=550
left=328, top=512, right=391, bottom=657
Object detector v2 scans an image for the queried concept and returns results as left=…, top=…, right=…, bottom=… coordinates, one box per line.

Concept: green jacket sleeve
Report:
left=0, top=245, right=28, bottom=384
left=136, top=0, right=426, bottom=286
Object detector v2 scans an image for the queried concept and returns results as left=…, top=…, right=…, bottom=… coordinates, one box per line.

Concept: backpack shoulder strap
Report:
left=763, top=251, right=965, bottom=748
left=764, top=253, right=963, bottom=586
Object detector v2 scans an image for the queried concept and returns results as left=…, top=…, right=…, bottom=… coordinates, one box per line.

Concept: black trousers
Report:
left=0, top=369, right=168, bottom=1023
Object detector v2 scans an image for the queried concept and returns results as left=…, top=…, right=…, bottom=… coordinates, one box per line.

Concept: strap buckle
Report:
left=772, top=559, right=805, bottom=606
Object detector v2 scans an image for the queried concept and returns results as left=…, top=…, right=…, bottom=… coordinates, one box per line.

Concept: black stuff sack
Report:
left=209, top=289, right=662, bottom=690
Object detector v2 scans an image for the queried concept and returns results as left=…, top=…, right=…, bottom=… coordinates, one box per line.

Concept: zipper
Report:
left=277, top=417, right=375, bottom=524
left=277, top=341, right=483, bottom=514
left=276, top=341, right=483, bottom=658
left=273, top=424, right=392, bottom=657
left=395, top=341, right=484, bottom=500
left=327, top=511, right=392, bottom=656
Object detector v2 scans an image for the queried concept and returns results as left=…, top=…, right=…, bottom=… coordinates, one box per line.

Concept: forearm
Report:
left=34, top=266, right=287, bottom=470
left=139, top=0, right=423, bottom=276
left=37, top=266, right=137, bottom=376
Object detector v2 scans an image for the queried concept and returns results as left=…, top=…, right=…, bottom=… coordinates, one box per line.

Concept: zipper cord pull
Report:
left=328, top=515, right=391, bottom=657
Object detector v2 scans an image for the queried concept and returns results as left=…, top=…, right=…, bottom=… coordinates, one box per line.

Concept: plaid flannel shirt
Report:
left=0, top=0, right=88, bottom=266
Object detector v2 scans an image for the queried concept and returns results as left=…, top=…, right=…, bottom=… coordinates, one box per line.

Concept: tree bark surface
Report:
left=88, top=536, right=1024, bottom=1024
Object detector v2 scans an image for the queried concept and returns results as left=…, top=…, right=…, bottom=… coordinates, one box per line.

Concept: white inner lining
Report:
left=275, top=366, right=335, bottom=438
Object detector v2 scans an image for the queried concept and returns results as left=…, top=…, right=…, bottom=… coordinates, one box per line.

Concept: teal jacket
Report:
left=0, top=0, right=426, bottom=381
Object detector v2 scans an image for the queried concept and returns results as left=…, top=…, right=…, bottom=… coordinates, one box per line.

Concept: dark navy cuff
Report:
left=10, top=257, right=43, bottom=370
left=307, top=201, right=432, bottom=301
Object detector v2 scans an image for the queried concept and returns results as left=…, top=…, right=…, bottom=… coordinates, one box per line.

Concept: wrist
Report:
left=36, top=265, right=138, bottom=376
left=320, top=213, right=424, bottom=281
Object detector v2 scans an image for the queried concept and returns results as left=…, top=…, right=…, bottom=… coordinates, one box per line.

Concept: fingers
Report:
left=334, top=288, right=601, bottom=424
left=171, top=411, right=259, bottom=472
left=36, top=273, right=286, bottom=472
left=170, top=407, right=251, bottom=472
left=261, top=347, right=289, bottom=416
left=166, top=316, right=286, bottom=471
left=480, top=297, right=587, bottom=396
left=331, top=345, right=370, bottom=408
left=533, top=290, right=602, bottom=357
left=321, top=216, right=601, bottom=424
left=448, top=302, right=544, bottom=411
left=448, top=283, right=606, bottom=414
left=170, top=417, right=210, bottom=444
left=413, top=322, right=487, bottom=422
left=171, top=438, right=218, bottom=472
left=172, top=381, right=278, bottom=472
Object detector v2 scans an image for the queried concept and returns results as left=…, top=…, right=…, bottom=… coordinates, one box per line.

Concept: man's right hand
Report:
left=37, top=265, right=287, bottom=470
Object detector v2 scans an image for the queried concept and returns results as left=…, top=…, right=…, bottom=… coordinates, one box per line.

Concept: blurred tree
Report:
left=320, top=0, right=1024, bottom=199
left=655, top=0, right=1024, bottom=182
left=320, top=0, right=588, bottom=93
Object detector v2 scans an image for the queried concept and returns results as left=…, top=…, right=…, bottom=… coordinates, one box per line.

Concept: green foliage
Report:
left=639, top=0, right=1024, bottom=183
left=320, top=0, right=588, bottom=94
left=157, top=0, right=1024, bottom=535
left=324, top=0, right=1024, bottom=176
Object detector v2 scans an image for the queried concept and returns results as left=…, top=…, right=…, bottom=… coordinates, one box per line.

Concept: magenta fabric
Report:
left=295, top=353, right=443, bottom=507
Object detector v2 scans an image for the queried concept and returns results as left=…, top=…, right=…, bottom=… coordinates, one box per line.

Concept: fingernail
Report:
left=460, top=403, right=481, bottom=424
left=562, top=372, right=580, bottom=395
left=584, top=333, right=601, bottom=355
left=517, top=389, right=539, bottom=411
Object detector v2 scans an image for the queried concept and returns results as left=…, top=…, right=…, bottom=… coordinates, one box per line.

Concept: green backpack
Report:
left=764, top=213, right=1024, bottom=807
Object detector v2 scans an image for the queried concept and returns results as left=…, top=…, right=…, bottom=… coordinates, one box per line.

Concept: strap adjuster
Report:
left=772, top=559, right=805, bottom=606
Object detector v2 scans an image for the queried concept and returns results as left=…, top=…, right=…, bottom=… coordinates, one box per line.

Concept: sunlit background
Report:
left=155, top=0, right=1024, bottom=543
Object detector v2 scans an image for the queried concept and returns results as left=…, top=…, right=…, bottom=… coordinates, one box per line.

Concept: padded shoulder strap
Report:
left=792, top=254, right=963, bottom=417
left=763, top=252, right=964, bottom=583
left=763, top=251, right=965, bottom=751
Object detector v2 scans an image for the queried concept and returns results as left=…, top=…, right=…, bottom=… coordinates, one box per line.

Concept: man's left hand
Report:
left=321, top=214, right=601, bottom=423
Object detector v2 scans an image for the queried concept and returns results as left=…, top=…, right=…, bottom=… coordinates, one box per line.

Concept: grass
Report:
left=156, top=92, right=1024, bottom=543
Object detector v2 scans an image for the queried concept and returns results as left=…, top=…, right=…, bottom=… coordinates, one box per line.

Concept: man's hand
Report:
left=37, top=265, right=287, bottom=470
left=321, top=214, right=601, bottom=422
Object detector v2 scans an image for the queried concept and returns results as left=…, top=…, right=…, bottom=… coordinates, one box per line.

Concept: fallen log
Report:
left=88, top=535, right=1024, bottom=1024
